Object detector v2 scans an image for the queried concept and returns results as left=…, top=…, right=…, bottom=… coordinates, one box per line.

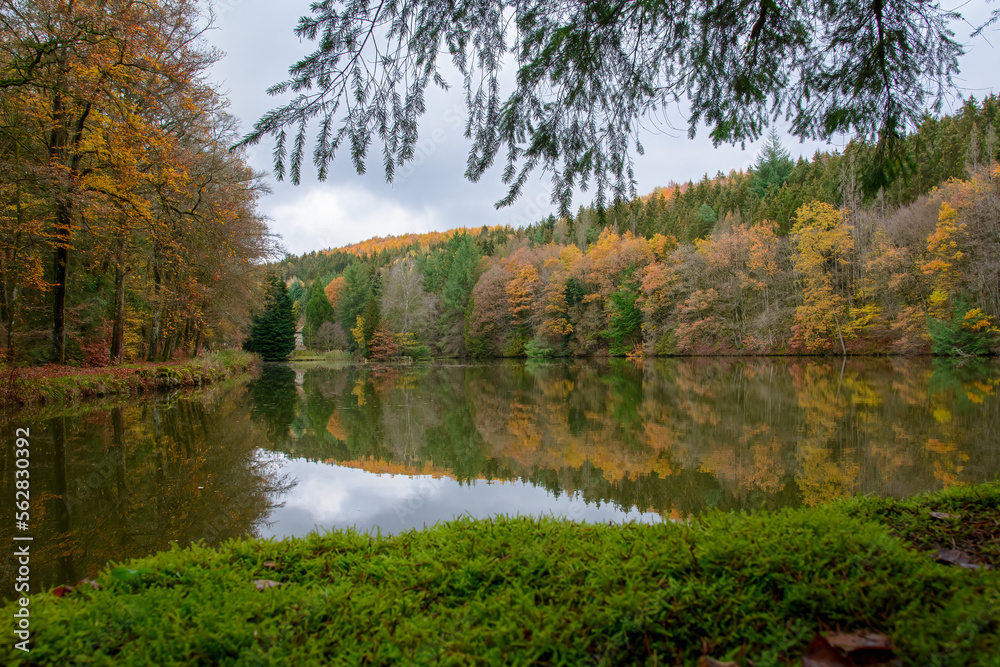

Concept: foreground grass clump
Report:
left=3, top=484, right=998, bottom=666
left=0, top=350, right=259, bottom=406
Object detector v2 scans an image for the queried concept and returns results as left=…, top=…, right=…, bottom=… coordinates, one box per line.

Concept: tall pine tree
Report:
left=244, top=273, right=296, bottom=361
left=752, top=129, right=794, bottom=198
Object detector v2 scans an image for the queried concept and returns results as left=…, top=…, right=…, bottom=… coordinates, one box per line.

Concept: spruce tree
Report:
left=752, top=129, right=794, bottom=198
left=244, top=273, right=296, bottom=361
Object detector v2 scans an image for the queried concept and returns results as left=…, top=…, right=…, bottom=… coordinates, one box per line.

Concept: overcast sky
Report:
left=206, top=1, right=999, bottom=256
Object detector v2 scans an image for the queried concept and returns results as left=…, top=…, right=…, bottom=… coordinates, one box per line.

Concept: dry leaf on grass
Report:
left=933, top=548, right=988, bottom=569
left=253, top=579, right=283, bottom=591
left=802, top=632, right=900, bottom=667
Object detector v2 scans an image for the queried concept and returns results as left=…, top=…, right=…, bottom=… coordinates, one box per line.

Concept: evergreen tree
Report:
left=360, top=295, right=381, bottom=357
left=243, top=273, right=296, bottom=361
left=603, top=268, right=643, bottom=356
left=337, top=262, right=372, bottom=341
left=691, top=204, right=718, bottom=240
left=752, top=129, right=794, bottom=198
left=304, top=278, right=337, bottom=348
left=288, top=279, right=306, bottom=305
left=439, top=234, right=483, bottom=355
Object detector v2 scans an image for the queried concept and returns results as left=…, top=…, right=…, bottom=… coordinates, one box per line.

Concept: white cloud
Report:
left=268, top=184, right=443, bottom=255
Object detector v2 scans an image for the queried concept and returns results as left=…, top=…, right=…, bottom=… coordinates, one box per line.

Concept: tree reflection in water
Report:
left=0, top=383, right=294, bottom=598
left=268, top=357, right=1000, bottom=518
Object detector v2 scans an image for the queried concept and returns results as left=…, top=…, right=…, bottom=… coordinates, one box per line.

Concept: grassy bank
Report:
left=3, top=483, right=998, bottom=665
left=0, top=350, right=260, bottom=407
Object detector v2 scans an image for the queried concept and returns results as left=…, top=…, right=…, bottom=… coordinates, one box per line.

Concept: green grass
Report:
left=3, top=484, right=998, bottom=665
left=1, top=351, right=260, bottom=406
left=289, top=349, right=354, bottom=361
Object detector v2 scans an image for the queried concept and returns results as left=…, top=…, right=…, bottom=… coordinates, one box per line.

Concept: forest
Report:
left=278, top=97, right=1000, bottom=359
left=2, top=0, right=999, bottom=367
left=0, top=0, right=274, bottom=367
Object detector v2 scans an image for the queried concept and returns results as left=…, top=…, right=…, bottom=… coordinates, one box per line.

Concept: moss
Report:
left=3, top=483, right=998, bottom=665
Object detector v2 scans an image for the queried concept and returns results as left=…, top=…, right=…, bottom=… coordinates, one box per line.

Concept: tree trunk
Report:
left=162, top=327, right=177, bottom=362
left=52, top=203, right=71, bottom=364
left=834, top=313, right=847, bottom=357
left=110, top=263, right=126, bottom=364
left=147, top=264, right=161, bottom=361
left=191, top=325, right=201, bottom=357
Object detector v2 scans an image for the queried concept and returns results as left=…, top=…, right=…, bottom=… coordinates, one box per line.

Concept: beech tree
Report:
left=0, top=0, right=215, bottom=362
left=240, top=0, right=967, bottom=209
left=790, top=202, right=856, bottom=353
left=1, top=0, right=272, bottom=364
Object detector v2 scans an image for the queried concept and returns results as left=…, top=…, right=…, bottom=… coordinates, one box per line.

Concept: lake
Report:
left=2, top=356, right=998, bottom=596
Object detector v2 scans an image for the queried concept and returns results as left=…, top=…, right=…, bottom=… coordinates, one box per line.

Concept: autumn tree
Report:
left=1, top=0, right=271, bottom=364
left=921, top=175, right=1000, bottom=354
left=0, top=0, right=218, bottom=362
left=790, top=202, right=856, bottom=353
left=538, top=245, right=583, bottom=350
left=0, top=92, right=48, bottom=360
left=323, top=276, right=346, bottom=312
left=465, top=261, right=514, bottom=357
left=314, top=321, right=348, bottom=351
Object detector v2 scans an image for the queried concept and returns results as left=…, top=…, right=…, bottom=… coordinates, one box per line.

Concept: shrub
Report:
left=314, top=321, right=349, bottom=351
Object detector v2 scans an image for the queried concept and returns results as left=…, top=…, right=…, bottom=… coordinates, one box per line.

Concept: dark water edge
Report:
left=2, top=356, right=998, bottom=598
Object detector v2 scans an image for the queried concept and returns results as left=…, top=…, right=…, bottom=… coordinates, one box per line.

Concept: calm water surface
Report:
left=2, top=357, right=998, bottom=595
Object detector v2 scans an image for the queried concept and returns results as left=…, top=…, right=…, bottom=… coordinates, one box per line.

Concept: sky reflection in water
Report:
left=260, top=455, right=663, bottom=539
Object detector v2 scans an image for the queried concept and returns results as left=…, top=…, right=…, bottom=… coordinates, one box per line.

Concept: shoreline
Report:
left=0, top=351, right=261, bottom=408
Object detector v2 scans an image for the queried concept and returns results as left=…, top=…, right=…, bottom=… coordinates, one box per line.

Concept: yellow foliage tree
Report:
left=790, top=202, right=856, bottom=353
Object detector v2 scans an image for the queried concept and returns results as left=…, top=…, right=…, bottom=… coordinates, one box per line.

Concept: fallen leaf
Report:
left=263, top=560, right=276, bottom=569
left=698, top=657, right=738, bottom=667
left=825, top=632, right=893, bottom=652
left=934, top=548, right=987, bottom=569
left=802, top=634, right=851, bottom=667
left=51, top=586, right=73, bottom=598
left=253, top=579, right=283, bottom=591
left=929, top=511, right=955, bottom=520
left=803, top=632, right=901, bottom=667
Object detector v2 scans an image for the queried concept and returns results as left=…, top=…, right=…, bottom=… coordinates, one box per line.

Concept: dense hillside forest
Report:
left=0, top=0, right=274, bottom=366
left=279, top=97, right=1000, bottom=359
